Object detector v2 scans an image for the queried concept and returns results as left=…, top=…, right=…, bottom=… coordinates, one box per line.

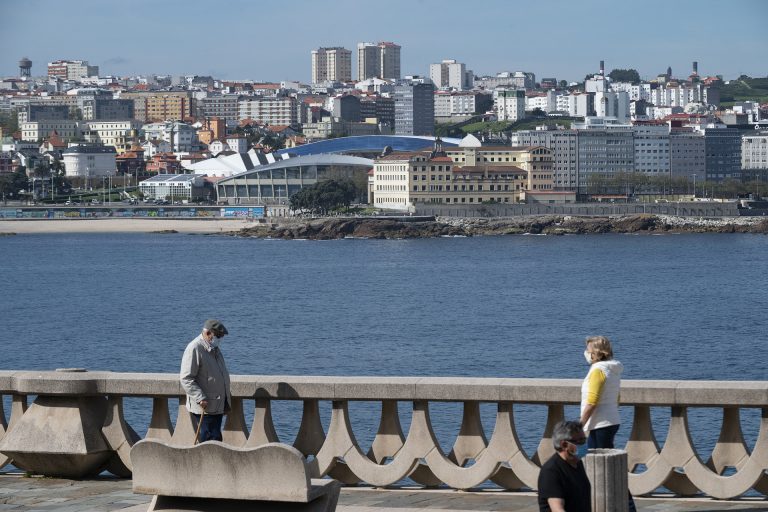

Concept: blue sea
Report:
left=1, top=232, right=766, bottom=473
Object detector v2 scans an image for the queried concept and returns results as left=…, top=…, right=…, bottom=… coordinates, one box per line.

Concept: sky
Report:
left=1, top=0, right=766, bottom=84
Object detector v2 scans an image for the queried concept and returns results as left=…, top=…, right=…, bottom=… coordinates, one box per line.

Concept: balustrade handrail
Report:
left=1, top=370, right=767, bottom=499
left=0, top=370, right=766, bottom=406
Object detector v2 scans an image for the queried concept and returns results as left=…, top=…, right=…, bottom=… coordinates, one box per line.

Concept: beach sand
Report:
left=0, top=218, right=262, bottom=235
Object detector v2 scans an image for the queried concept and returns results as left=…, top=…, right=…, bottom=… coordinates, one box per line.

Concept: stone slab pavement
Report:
left=0, top=473, right=766, bottom=511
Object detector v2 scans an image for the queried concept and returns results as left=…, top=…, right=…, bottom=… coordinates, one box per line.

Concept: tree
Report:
left=608, top=69, right=641, bottom=84
left=290, top=179, right=357, bottom=215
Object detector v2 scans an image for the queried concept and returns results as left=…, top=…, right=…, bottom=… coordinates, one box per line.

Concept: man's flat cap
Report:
left=203, top=319, right=228, bottom=336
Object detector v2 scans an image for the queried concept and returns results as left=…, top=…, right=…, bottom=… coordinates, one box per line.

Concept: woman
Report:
left=579, top=335, right=623, bottom=449
left=580, top=335, right=636, bottom=512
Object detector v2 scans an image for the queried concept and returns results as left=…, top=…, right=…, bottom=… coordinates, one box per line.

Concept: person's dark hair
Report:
left=552, top=420, right=584, bottom=452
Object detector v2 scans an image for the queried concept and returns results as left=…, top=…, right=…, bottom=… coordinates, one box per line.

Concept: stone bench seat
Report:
left=130, top=440, right=341, bottom=512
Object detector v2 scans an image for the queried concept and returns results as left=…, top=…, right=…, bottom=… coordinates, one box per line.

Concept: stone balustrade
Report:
left=0, top=370, right=766, bottom=499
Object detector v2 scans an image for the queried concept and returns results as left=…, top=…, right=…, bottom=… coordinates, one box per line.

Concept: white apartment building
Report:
left=62, top=145, right=116, bottom=177
left=610, top=82, right=651, bottom=102
left=594, top=91, right=630, bottom=122
left=647, top=82, right=718, bottom=108
left=238, top=96, right=297, bottom=126
left=632, top=124, right=670, bottom=175
left=494, top=88, right=525, bottom=122
left=47, top=60, right=99, bottom=80
left=141, top=122, right=198, bottom=152
left=82, top=120, right=142, bottom=148
left=742, top=133, right=768, bottom=171
left=371, top=153, right=412, bottom=210
left=20, top=120, right=80, bottom=142
left=585, top=76, right=609, bottom=93
left=525, top=91, right=559, bottom=113
left=434, top=91, right=477, bottom=118
left=311, top=47, right=352, bottom=84
left=225, top=135, right=248, bottom=154
left=558, top=93, right=595, bottom=117
left=429, top=59, right=472, bottom=90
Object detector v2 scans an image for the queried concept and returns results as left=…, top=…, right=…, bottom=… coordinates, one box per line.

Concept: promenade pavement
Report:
left=1, top=473, right=766, bottom=512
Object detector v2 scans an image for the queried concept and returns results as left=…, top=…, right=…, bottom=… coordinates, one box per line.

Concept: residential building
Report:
left=329, top=94, right=361, bottom=122
left=394, top=80, right=435, bottom=136
left=120, top=90, right=194, bottom=122
left=146, top=153, right=181, bottom=174
left=47, top=60, right=99, bottom=80
left=357, top=42, right=401, bottom=81
left=357, top=43, right=380, bottom=81
left=224, top=134, right=249, bottom=154
left=429, top=59, right=472, bottom=90
left=474, top=71, right=535, bottom=90
left=199, top=94, right=241, bottom=122
left=525, top=91, right=559, bottom=113
left=702, top=127, right=742, bottom=181
left=238, top=95, right=297, bottom=126
left=378, top=42, right=401, bottom=80
left=359, top=95, right=395, bottom=129
left=742, top=132, right=768, bottom=174
left=434, top=91, right=480, bottom=119
left=62, top=145, right=116, bottom=177
left=141, top=122, right=198, bottom=152
left=572, top=119, right=634, bottom=193
left=494, top=88, right=525, bottom=122
left=632, top=124, right=670, bottom=175
left=311, top=47, right=352, bottom=84
left=20, top=120, right=80, bottom=142
left=18, top=104, right=70, bottom=124
left=197, top=117, right=226, bottom=146
left=303, top=116, right=379, bottom=139
left=82, top=120, right=142, bottom=148
left=594, top=91, right=630, bottom=122
left=88, top=99, right=134, bottom=121
left=509, top=128, right=578, bottom=190
left=669, top=127, right=705, bottom=182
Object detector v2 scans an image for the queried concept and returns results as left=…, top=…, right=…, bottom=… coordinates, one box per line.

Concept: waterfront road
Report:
left=0, top=474, right=766, bottom=511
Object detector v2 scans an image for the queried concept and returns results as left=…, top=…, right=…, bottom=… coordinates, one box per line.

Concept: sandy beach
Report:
left=0, top=218, right=262, bottom=235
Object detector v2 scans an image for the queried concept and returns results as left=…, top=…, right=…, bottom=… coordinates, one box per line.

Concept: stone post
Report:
left=584, top=448, right=628, bottom=512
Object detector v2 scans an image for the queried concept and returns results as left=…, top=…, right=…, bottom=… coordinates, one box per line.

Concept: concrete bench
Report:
left=130, top=440, right=341, bottom=512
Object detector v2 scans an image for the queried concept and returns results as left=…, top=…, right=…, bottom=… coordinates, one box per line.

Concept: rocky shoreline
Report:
left=233, top=214, right=768, bottom=240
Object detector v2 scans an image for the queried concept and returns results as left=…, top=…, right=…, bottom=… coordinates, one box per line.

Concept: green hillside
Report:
left=719, top=77, right=768, bottom=106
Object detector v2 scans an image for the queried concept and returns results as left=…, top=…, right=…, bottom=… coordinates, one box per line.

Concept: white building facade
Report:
left=82, top=120, right=142, bottom=148
left=741, top=132, right=768, bottom=171
left=494, top=88, right=525, bottom=122
left=62, top=145, right=116, bottom=177
left=429, top=60, right=472, bottom=90
left=238, top=96, right=297, bottom=126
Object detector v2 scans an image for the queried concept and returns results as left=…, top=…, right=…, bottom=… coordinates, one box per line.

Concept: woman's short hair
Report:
left=586, top=335, right=613, bottom=361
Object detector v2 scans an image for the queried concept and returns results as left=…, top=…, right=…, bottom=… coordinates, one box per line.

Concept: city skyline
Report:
left=1, top=0, right=766, bottom=83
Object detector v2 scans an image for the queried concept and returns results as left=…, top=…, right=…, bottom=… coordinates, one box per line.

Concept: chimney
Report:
left=692, top=61, right=698, bottom=74
left=599, top=60, right=605, bottom=76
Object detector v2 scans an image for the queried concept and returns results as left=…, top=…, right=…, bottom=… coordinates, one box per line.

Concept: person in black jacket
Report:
left=537, top=420, right=591, bottom=512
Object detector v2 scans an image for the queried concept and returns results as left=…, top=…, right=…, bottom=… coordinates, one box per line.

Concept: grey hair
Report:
left=552, top=420, right=584, bottom=452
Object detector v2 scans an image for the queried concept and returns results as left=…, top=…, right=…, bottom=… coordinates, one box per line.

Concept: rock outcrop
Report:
left=232, top=215, right=768, bottom=240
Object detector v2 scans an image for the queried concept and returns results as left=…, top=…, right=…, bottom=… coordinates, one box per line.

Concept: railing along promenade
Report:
left=0, top=370, right=766, bottom=500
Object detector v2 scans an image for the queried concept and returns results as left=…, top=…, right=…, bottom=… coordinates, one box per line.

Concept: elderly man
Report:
left=180, top=319, right=232, bottom=443
left=537, top=420, right=591, bottom=512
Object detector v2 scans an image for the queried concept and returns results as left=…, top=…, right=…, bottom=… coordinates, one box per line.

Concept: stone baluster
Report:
left=145, top=397, right=173, bottom=441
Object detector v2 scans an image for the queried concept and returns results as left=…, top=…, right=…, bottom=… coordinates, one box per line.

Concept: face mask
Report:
left=209, top=336, right=221, bottom=349
left=576, top=442, right=589, bottom=459
left=584, top=350, right=592, bottom=364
